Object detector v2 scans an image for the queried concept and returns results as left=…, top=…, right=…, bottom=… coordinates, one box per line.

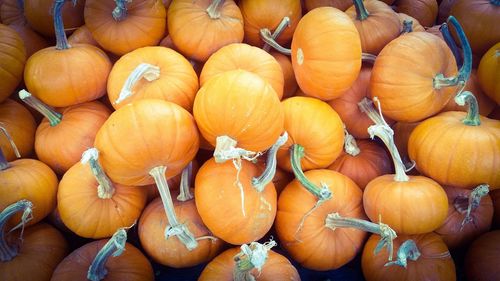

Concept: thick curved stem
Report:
left=353, top=0, right=370, bottom=20
left=343, top=128, right=360, bottom=156
left=440, top=23, right=463, bottom=68
left=87, top=228, right=128, bottom=281
left=252, top=132, right=288, bottom=192
left=206, top=0, right=224, bottom=19
left=53, top=0, right=71, bottom=50
left=290, top=144, right=332, bottom=200
left=385, top=239, right=421, bottom=268
left=358, top=97, right=389, bottom=127
left=214, top=136, right=261, bottom=163
left=0, top=200, right=33, bottom=262
left=177, top=162, right=193, bottom=202
left=0, top=124, right=20, bottom=159
left=362, top=53, right=377, bottom=64
left=81, top=148, right=115, bottom=199
left=262, top=17, right=290, bottom=52
left=233, top=239, right=277, bottom=281
left=260, top=28, right=291, bottom=55
left=149, top=166, right=198, bottom=251
left=112, top=0, right=130, bottom=21
left=19, top=90, right=62, bottom=127
left=454, top=91, right=481, bottom=126
left=455, top=184, right=489, bottom=229
left=400, top=20, right=413, bottom=34
left=114, top=63, right=161, bottom=105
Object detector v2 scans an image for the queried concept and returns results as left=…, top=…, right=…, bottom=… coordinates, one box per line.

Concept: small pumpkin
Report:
left=24, top=0, right=85, bottom=37
left=0, top=99, right=36, bottom=161
left=271, top=51, right=298, bottom=99
left=67, top=25, right=99, bottom=47
left=0, top=23, right=25, bottom=103
left=477, top=42, right=500, bottom=104
left=8, top=24, right=50, bottom=58
left=465, top=230, right=500, bottom=281
left=0, top=0, right=24, bottom=25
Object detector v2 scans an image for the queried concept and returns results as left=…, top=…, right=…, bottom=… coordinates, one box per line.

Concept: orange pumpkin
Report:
left=271, top=51, right=297, bottom=99
left=465, top=230, right=500, bottom=281
left=0, top=99, right=35, bottom=161
left=303, top=0, right=352, bottom=12
left=0, top=0, right=24, bottom=25
left=168, top=0, right=244, bottom=62
left=67, top=25, right=100, bottom=47
left=0, top=24, right=25, bottom=103
left=395, top=0, right=438, bottom=27
left=8, top=24, right=50, bottom=58
left=24, top=0, right=85, bottom=37
left=84, top=0, right=166, bottom=55
left=477, top=42, right=500, bottom=104
left=291, top=7, right=361, bottom=100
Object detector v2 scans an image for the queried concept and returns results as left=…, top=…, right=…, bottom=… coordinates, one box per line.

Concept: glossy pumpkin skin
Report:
left=271, top=51, right=298, bottom=99
left=0, top=24, right=25, bottom=103
left=67, top=25, right=100, bottom=47
left=50, top=240, right=153, bottom=281
left=8, top=24, right=50, bottom=58
left=198, top=247, right=300, bottom=281
left=84, top=0, right=166, bottom=56
left=303, top=0, right=353, bottom=12
left=0, top=0, right=24, bottom=25
left=291, top=7, right=362, bottom=100
left=370, top=32, right=457, bottom=122
left=0, top=159, right=58, bottom=226
left=408, top=112, right=500, bottom=189
left=24, top=0, right=85, bottom=37
left=168, top=0, right=244, bottom=62
left=397, top=13, right=425, bottom=32
left=277, top=96, right=344, bottom=172
left=195, top=158, right=277, bottom=245
left=35, top=101, right=111, bottom=175
left=200, top=43, right=284, bottom=99
left=276, top=169, right=367, bottom=271
left=194, top=70, right=284, bottom=153
left=239, top=0, right=301, bottom=47
left=139, top=193, right=224, bottom=268
left=477, top=42, right=500, bottom=104
left=465, top=230, right=500, bottom=281
left=345, top=0, right=401, bottom=55
left=0, top=99, right=36, bottom=161
left=107, top=46, right=199, bottom=112
left=0, top=223, right=68, bottom=281
left=362, top=233, right=456, bottom=281
left=395, top=0, right=438, bottom=27
left=95, top=99, right=200, bottom=186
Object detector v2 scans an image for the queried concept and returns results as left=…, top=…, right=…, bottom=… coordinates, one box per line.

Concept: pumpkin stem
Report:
left=262, top=17, right=291, bottom=52
left=260, top=28, right=292, bottom=55
left=353, top=0, right=370, bottom=20
left=19, top=90, right=62, bottom=127
left=81, top=148, right=116, bottom=199
left=400, top=20, right=413, bottom=34
left=0, top=200, right=33, bottom=262
left=252, top=132, right=288, bottom=192
left=53, top=0, right=71, bottom=50
left=114, top=63, right=161, bottom=105
left=206, top=0, right=224, bottom=19
left=440, top=23, right=463, bottom=68
left=87, top=227, right=128, bottom=281
left=214, top=135, right=261, bottom=164
left=384, top=239, right=421, bottom=268
left=112, top=0, right=131, bottom=21
left=490, top=0, right=500, bottom=6
left=149, top=166, right=198, bottom=251
left=0, top=124, right=21, bottom=159
left=454, top=184, right=489, bottom=230
left=343, top=128, right=360, bottom=156
left=454, top=91, right=481, bottom=126
left=0, top=149, right=9, bottom=170
left=358, top=97, right=389, bottom=127
left=325, top=212, right=397, bottom=262
left=177, top=162, right=194, bottom=202
left=233, top=239, right=277, bottom=281
left=362, top=53, right=377, bottom=64
left=433, top=16, right=472, bottom=91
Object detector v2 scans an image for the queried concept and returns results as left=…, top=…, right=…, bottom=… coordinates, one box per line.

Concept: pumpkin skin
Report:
left=303, top=0, right=353, bottom=12
left=276, top=169, right=367, bottom=271
left=195, top=158, right=277, bottom=245
left=438, top=0, right=456, bottom=24
left=0, top=24, right=25, bottom=103
left=50, top=240, right=154, bottom=281
left=34, top=101, right=111, bottom=175
left=477, top=42, right=500, bottom=104
left=395, top=0, right=438, bottom=27
left=24, top=0, right=85, bottom=37
left=492, top=189, right=500, bottom=228
left=200, top=43, right=284, bottom=100
left=168, top=0, right=244, bottom=62
left=198, top=247, right=300, bottom=281
left=397, top=13, right=425, bottom=32
left=68, top=25, right=100, bottom=47
left=0, top=99, right=36, bottom=161
left=94, top=99, right=200, bottom=186
left=0, top=223, right=68, bottom=281
left=291, top=7, right=361, bottom=100
left=465, top=230, right=500, bottom=281
left=362, top=233, right=456, bottom=281
left=271, top=51, right=298, bottom=99
left=0, top=0, right=24, bottom=25
left=8, top=24, right=50, bottom=58
left=277, top=96, right=344, bottom=172
left=107, top=46, right=199, bottom=112
left=84, top=0, right=166, bottom=56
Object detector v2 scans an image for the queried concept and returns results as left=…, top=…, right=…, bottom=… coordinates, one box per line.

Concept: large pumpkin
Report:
left=465, top=230, right=500, bottom=281
left=303, top=0, right=353, bottom=12
left=0, top=99, right=36, bottom=161
left=0, top=24, right=25, bottom=103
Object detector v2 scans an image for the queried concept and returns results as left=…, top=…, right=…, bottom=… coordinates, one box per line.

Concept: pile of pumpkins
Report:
left=0, top=0, right=499, bottom=280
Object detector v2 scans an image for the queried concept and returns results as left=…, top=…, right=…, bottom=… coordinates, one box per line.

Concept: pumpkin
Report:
left=8, top=24, right=50, bottom=58
left=0, top=24, right=25, bottom=103
left=408, top=91, right=500, bottom=189
left=24, top=0, right=85, bottom=37
left=200, top=43, right=284, bottom=99
left=397, top=13, right=426, bottom=32
left=0, top=201, right=68, bottom=281
left=477, top=42, right=500, bottom=104
left=392, top=121, right=422, bottom=166
left=344, top=0, right=401, bottom=55
left=465, top=230, right=500, bottom=281
left=272, top=167, right=294, bottom=195
left=0, top=0, right=24, bottom=25
left=58, top=148, right=148, bottom=239
left=491, top=189, right=500, bottom=228
left=107, top=46, right=199, bottom=112
left=435, top=184, right=493, bottom=249
left=291, top=7, right=361, bottom=100
left=437, top=0, right=456, bottom=24
left=168, top=0, right=244, bottom=62
left=84, top=0, right=166, bottom=55
left=67, top=25, right=100, bottom=47
left=51, top=228, right=154, bottom=281
left=395, top=0, right=438, bottom=27
left=271, top=51, right=298, bottom=99
left=198, top=241, right=300, bottom=280
left=0, top=99, right=36, bottom=161
left=362, top=233, right=456, bottom=281
left=24, top=0, right=112, bottom=108
left=303, top=0, right=352, bottom=12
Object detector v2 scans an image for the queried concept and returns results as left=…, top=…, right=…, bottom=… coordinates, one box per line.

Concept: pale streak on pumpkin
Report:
left=296, top=48, right=304, bottom=65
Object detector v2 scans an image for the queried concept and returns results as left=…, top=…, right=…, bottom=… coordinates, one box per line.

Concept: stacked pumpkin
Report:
left=0, top=0, right=499, bottom=280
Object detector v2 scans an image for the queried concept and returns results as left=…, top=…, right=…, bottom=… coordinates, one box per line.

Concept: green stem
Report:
left=260, top=28, right=292, bottom=55
left=353, top=0, right=370, bottom=21
left=114, top=63, right=161, bottom=105
left=206, top=0, right=224, bottom=19
left=81, top=148, right=115, bottom=199
left=358, top=97, right=389, bottom=126
left=19, top=90, right=62, bottom=127
left=112, top=0, right=130, bottom=21
left=252, top=132, right=288, bottom=192
left=290, top=144, right=332, bottom=200
left=454, top=91, right=481, bottom=126
left=385, top=240, right=421, bottom=268
left=177, top=162, right=194, bottom=202
left=87, top=228, right=128, bottom=281
left=233, top=240, right=277, bottom=281
left=0, top=124, right=21, bottom=159
left=440, top=23, right=463, bottom=68
left=400, top=20, right=413, bottom=34
left=0, top=200, right=33, bottom=262
left=262, top=17, right=291, bottom=52
left=53, top=0, right=71, bottom=50
left=362, top=53, right=377, bottom=64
